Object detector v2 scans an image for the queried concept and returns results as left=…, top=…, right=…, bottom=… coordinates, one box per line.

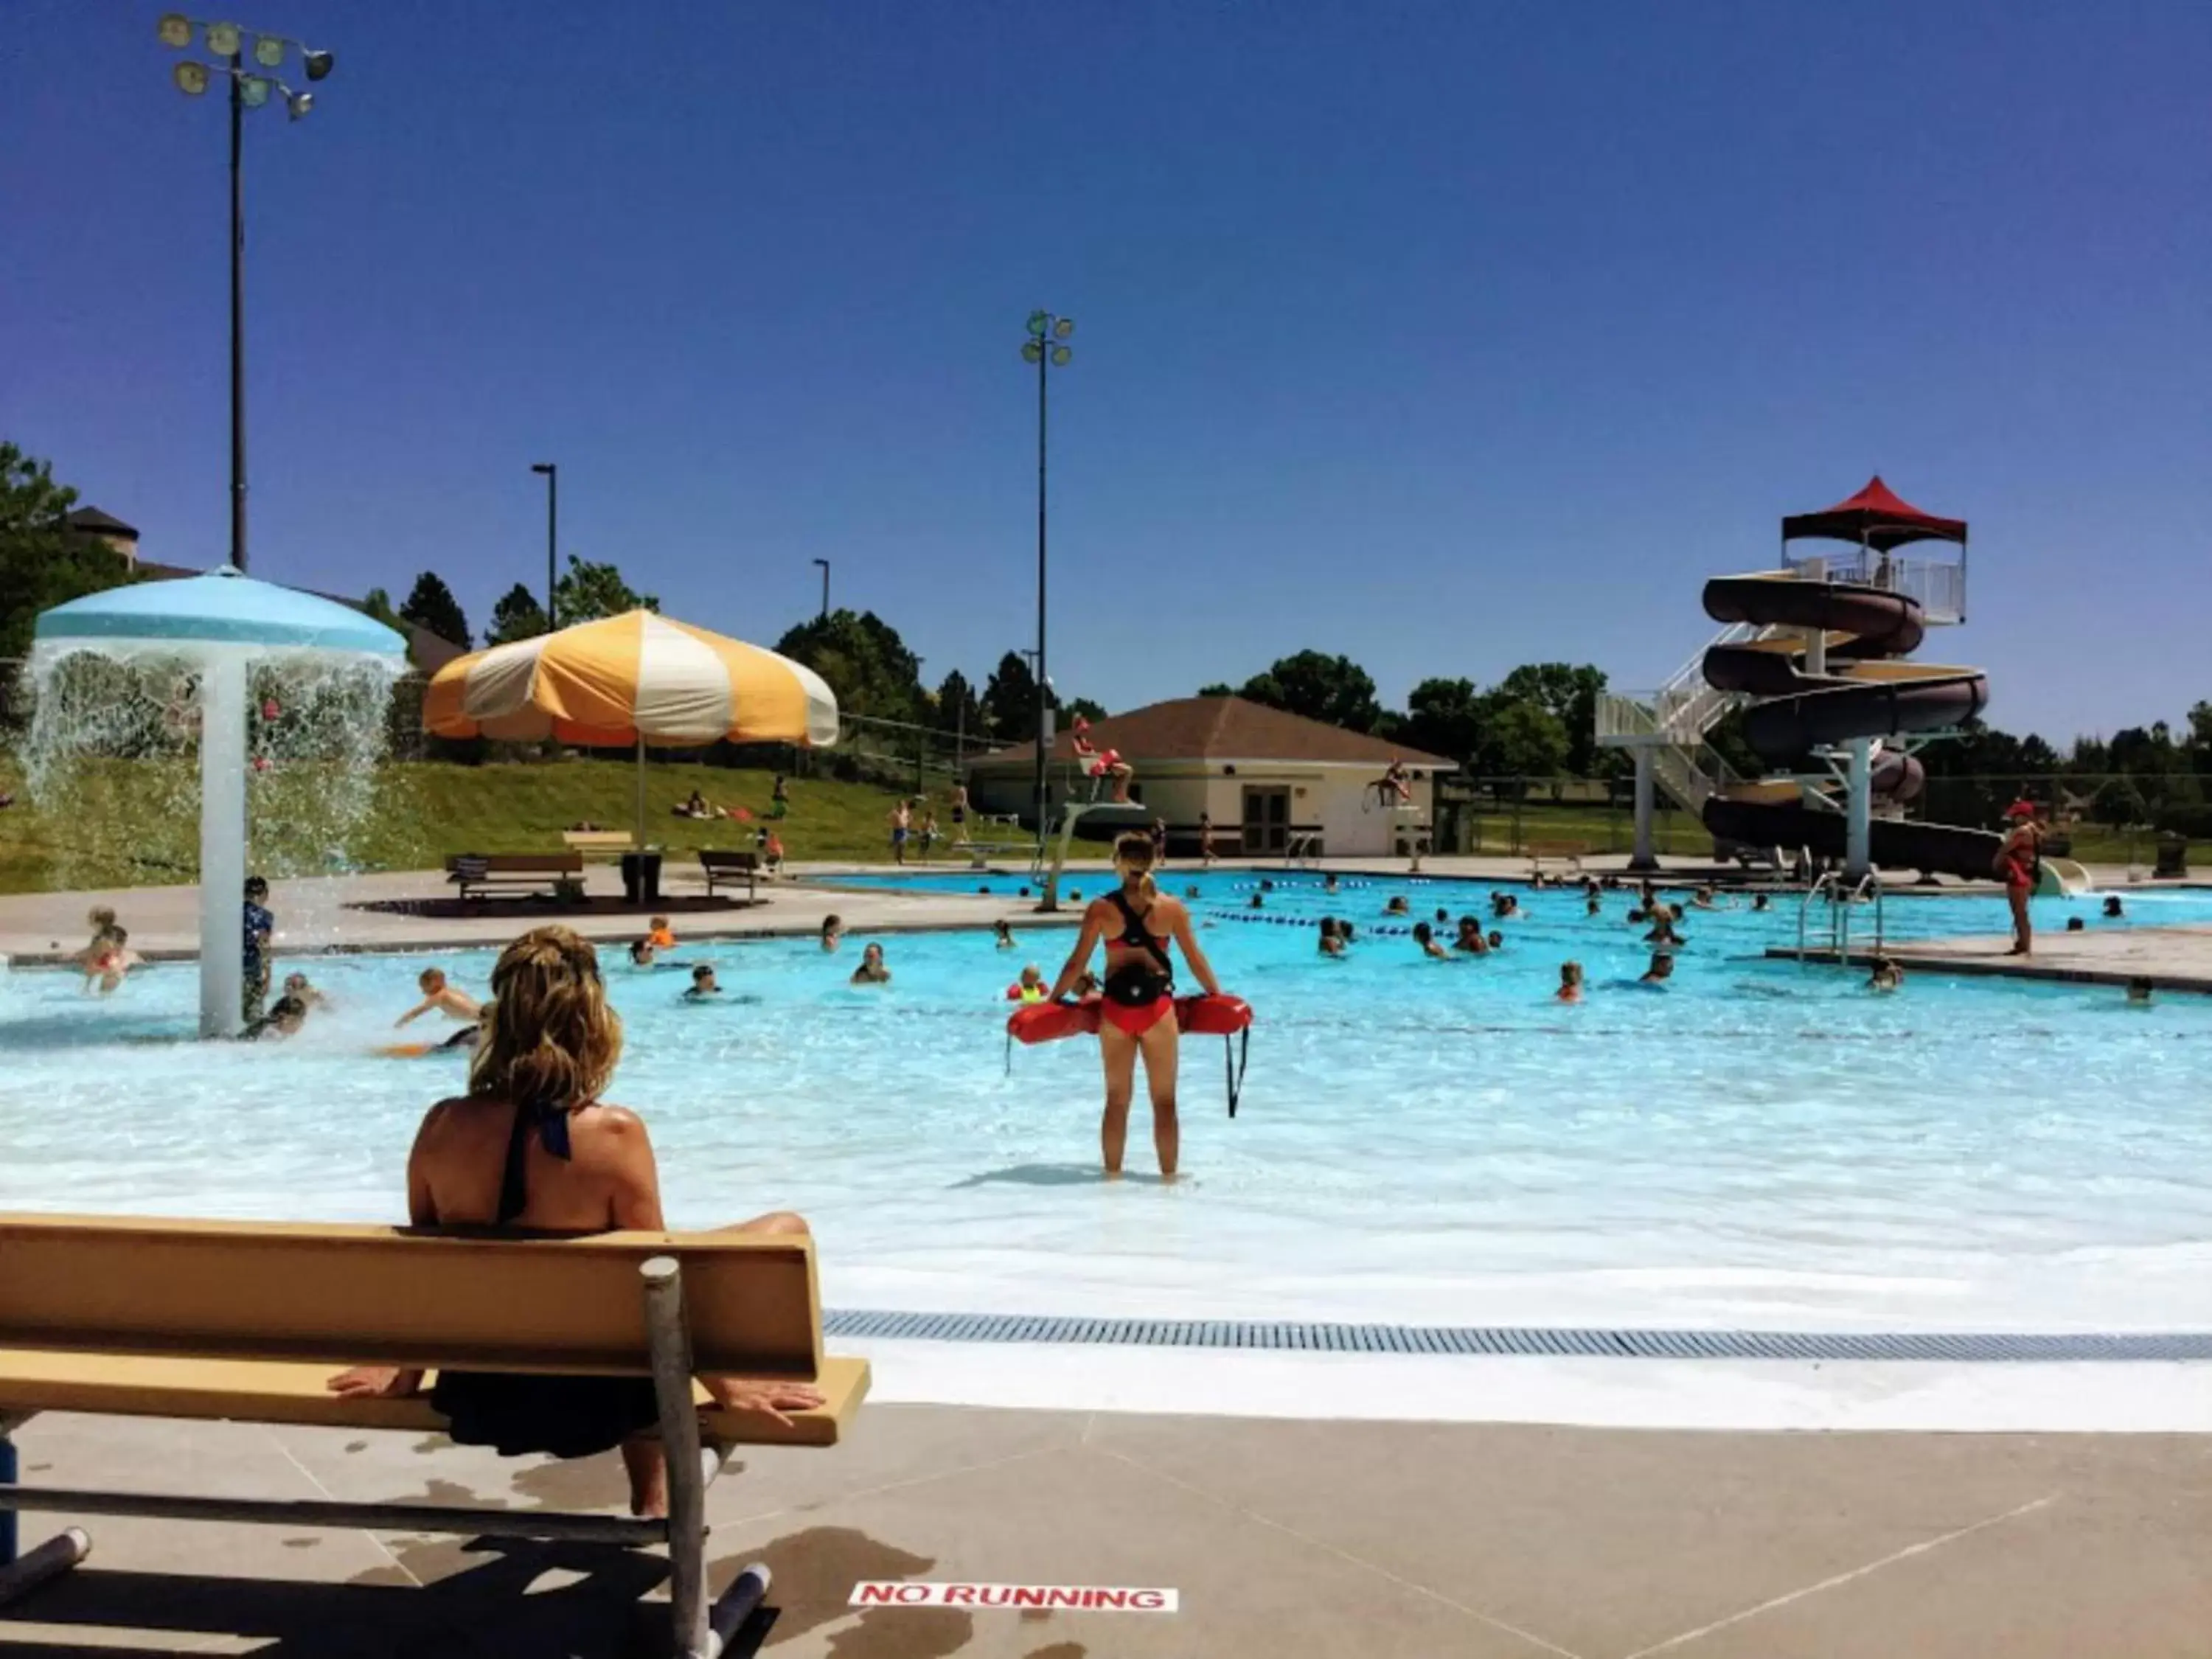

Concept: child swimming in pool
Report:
left=1866, top=956, right=1903, bottom=993
left=83, top=925, right=141, bottom=995
left=1638, top=950, right=1674, bottom=986
left=1586, top=895, right=1601, bottom=917
left=684, top=964, right=722, bottom=1000
left=1486, top=929, right=1503, bottom=951
left=1412, top=922, right=1450, bottom=960
left=821, top=914, right=844, bottom=951
left=397, top=967, right=480, bottom=1028
left=1318, top=918, right=1346, bottom=957
left=993, top=919, right=1017, bottom=950
left=1007, top=963, right=1047, bottom=1003
left=1557, top=961, right=1584, bottom=1004
left=1385, top=895, right=1409, bottom=916
left=2126, top=976, right=2154, bottom=1006
left=282, top=970, right=330, bottom=1009
left=1453, top=917, right=1487, bottom=955
left=850, top=942, right=891, bottom=985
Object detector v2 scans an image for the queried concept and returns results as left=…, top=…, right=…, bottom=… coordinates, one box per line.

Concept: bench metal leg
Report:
left=0, top=1416, right=89, bottom=1609
left=642, top=1257, right=711, bottom=1659
left=709, top=1563, right=771, bottom=1657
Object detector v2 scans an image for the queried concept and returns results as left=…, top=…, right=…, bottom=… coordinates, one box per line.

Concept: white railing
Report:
left=1785, top=552, right=1965, bottom=626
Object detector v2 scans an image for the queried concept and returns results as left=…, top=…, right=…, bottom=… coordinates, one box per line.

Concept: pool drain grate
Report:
left=821, top=1311, right=2212, bottom=1363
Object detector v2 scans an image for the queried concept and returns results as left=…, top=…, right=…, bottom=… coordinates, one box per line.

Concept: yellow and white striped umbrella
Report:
left=423, top=610, right=838, bottom=748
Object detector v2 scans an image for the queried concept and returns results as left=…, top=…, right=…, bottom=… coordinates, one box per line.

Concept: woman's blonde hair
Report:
left=470, top=926, right=622, bottom=1110
left=1113, top=831, right=1158, bottom=900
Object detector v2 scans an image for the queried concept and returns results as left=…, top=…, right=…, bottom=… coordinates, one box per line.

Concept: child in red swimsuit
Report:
left=1046, top=831, right=1223, bottom=1178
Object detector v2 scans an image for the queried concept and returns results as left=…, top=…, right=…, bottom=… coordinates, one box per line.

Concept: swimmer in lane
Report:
left=1557, top=961, right=1584, bottom=1004
left=849, top=942, right=891, bottom=985
left=1318, top=918, right=1346, bottom=957
left=684, top=964, right=722, bottom=1001
left=1411, top=922, right=1450, bottom=960
left=1045, top=830, right=1222, bottom=1180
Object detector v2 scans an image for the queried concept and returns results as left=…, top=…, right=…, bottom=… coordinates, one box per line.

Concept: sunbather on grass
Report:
left=327, top=925, right=818, bottom=1518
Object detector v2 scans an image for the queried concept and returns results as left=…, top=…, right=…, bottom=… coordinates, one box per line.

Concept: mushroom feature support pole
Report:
left=199, top=651, right=248, bottom=1037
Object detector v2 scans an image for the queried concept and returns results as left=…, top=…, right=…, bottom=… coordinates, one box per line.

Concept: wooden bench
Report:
left=562, top=830, right=637, bottom=858
left=1526, top=841, right=1592, bottom=877
left=698, top=849, right=760, bottom=902
left=445, top=852, right=584, bottom=903
left=0, top=1214, right=869, bottom=1658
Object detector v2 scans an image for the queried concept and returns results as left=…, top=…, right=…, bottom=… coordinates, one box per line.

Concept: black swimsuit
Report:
left=429, top=1100, right=661, bottom=1460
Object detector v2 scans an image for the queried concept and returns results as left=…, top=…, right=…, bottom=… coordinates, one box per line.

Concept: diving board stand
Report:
left=1032, top=801, right=1151, bottom=911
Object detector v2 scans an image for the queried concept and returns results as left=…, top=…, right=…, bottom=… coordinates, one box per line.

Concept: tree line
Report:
left=7, top=440, right=2210, bottom=825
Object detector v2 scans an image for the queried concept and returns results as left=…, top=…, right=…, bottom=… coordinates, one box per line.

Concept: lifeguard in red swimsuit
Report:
left=1068, top=716, right=1134, bottom=803
left=1045, top=830, right=1222, bottom=1178
left=1995, top=800, right=2042, bottom=956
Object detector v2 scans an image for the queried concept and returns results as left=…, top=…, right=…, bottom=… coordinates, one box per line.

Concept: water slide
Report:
left=1696, top=574, right=2003, bottom=882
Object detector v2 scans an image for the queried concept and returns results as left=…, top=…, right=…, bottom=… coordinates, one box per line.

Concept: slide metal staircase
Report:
left=1594, top=619, right=1786, bottom=813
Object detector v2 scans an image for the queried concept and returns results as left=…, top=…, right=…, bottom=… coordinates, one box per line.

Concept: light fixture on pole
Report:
left=529, top=465, right=558, bottom=630
left=812, top=558, right=830, bottom=622
left=157, top=15, right=335, bottom=575
left=1019, top=309, right=1074, bottom=864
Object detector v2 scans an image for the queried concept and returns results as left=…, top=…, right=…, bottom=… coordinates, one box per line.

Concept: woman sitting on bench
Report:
left=327, top=925, right=821, bottom=1517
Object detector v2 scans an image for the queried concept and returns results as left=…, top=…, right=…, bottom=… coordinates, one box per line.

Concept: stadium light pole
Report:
left=812, top=557, right=830, bottom=621
left=158, top=14, right=333, bottom=575
left=530, top=464, right=558, bottom=628
left=1021, top=310, right=1074, bottom=855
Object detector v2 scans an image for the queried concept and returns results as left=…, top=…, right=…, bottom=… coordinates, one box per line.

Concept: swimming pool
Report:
left=3, top=874, right=2210, bottom=1338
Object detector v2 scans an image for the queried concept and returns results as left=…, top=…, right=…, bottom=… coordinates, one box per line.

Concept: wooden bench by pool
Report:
left=445, top=852, right=585, bottom=904
left=697, top=849, right=762, bottom=902
left=1526, top=841, right=1593, bottom=877
left=0, top=1214, right=869, bottom=1659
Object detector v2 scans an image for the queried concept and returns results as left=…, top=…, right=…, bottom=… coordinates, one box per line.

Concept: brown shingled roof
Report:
left=975, top=695, right=1453, bottom=771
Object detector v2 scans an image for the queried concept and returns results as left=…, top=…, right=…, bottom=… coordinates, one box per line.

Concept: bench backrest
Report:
left=698, top=850, right=759, bottom=871
left=563, top=831, right=635, bottom=851
left=447, top=853, right=585, bottom=876
left=0, top=1215, right=822, bottom=1379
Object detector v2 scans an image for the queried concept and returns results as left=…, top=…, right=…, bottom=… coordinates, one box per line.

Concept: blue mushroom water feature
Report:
left=32, top=566, right=408, bottom=1037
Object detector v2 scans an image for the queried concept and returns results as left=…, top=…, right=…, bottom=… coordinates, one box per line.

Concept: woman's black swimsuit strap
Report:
left=1107, top=888, right=1172, bottom=967
left=495, top=1097, right=574, bottom=1225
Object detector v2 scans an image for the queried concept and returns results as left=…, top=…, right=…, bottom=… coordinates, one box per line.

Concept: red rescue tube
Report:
left=1006, top=1000, right=1102, bottom=1043
left=1175, top=993, right=1253, bottom=1035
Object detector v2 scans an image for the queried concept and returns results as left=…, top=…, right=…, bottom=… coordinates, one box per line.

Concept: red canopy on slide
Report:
left=1781, top=476, right=1967, bottom=554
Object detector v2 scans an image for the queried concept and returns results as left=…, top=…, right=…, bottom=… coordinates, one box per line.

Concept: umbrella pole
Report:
left=634, top=735, right=647, bottom=849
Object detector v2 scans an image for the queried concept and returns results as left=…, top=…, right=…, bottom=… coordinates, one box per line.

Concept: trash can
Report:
left=620, top=851, right=664, bottom=905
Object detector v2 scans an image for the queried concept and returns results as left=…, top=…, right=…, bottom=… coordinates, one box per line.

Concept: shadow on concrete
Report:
left=0, top=1526, right=969, bottom=1659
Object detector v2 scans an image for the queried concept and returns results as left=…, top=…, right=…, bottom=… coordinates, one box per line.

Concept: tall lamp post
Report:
left=1020, top=310, right=1074, bottom=856
left=812, top=557, right=830, bottom=621
left=158, top=14, right=334, bottom=577
left=530, top=464, right=558, bottom=628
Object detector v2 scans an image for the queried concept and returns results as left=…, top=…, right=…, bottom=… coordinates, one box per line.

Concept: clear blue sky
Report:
left=6, top=0, right=2207, bottom=742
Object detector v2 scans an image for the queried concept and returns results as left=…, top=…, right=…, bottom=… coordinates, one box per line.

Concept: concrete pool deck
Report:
left=1769, top=921, right=2212, bottom=992
left=5, top=1403, right=2208, bottom=1658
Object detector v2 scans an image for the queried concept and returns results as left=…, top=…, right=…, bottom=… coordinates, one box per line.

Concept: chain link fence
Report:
left=1433, top=772, right=2207, bottom=870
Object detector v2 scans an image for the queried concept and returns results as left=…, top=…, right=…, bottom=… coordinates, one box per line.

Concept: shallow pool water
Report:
left=4, top=874, right=2209, bottom=1333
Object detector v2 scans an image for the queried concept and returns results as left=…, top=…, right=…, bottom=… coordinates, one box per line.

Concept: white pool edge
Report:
left=855, top=1341, right=2212, bottom=1433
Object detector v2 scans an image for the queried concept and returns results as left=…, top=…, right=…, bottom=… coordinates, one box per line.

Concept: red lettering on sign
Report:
left=853, top=1585, right=903, bottom=1606
left=942, top=1586, right=975, bottom=1606
left=1130, top=1590, right=1165, bottom=1610
left=897, top=1585, right=930, bottom=1604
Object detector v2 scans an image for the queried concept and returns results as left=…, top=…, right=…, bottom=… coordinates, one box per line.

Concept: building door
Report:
left=1241, top=785, right=1290, bottom=855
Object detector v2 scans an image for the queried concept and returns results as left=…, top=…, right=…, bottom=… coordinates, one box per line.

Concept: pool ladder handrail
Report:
left=1797, top=869, right=1886, bottom=964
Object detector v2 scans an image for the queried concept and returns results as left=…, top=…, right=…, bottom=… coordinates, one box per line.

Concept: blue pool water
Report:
left=4, top=874, right=2210, bottom=1333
